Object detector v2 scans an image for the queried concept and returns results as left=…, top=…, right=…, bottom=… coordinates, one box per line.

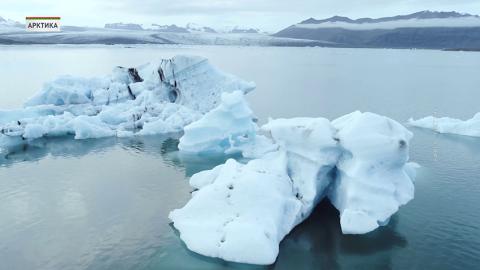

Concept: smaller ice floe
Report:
left=170, top=153, right=301, bottom=265
left=178, top=91, right=258, bottom=155
left=329, top=111, right=416, bottom=234
left=0, top=55, right=255, bottom=152
left=171, top=109, right=417, bottom=264
left=408, top=113, right=480, bottom=137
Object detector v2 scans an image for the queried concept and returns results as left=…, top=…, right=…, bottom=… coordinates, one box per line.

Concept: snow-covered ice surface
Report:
left=169, top=153, right=301, bottom=265
left=262, top=117, right=341, bottom=220
left=329, top=111, right=415, bottom=234
left=171, top=116, right=342, bottom=264
left=408, top=113, right=480, bottom=137
left=178, top=91, right=258, bottom=155
left=0, top=55, right=255, bottom=152
left=171, top=105, right=417, bottom=264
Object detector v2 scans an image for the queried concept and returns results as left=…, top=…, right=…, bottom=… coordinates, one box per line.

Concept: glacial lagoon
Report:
left=0, top=45, right=479, bottom=269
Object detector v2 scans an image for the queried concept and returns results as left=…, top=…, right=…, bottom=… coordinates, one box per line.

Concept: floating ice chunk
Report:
left=172, top=117, right=343, bottom=264
left=171, top=111, right=417, bottom=263
left=23, top=123, right=46, bottom=140
left=25, top=76, right=108, bottom=107
left=0, top=106, right=58, bottom=125
left=262, top=118, right=341, bottom=220
left=189, top=163, right=223, bottom=190
left=169, top=153, right=302, bottom=265
left=0, top=55, right=255, bottom=151
left=238, top=134, right=278, bottom=159
left=178, top=91, right=258, bottom=155
left=329, top=111, right=415, bottom=234
left=70, top=116, right=116, bottom=139
left=408, top=113, right=480, bottom=137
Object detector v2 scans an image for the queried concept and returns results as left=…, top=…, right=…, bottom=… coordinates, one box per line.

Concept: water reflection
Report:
left=0, top=135, right=232, bottom=178
left=0, top=135, right=415, bottom=269
left=273, top=201, right=407, bottom=270
left=0, top=135, right=410, bottom=270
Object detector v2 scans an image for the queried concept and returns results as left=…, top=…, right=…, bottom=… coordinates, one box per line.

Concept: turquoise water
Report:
left=0, top=45, right=479, bottom=269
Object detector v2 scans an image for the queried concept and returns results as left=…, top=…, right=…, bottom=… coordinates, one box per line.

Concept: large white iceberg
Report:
left=0, top=55, right=255, bottom=151
left=170, top=94, right=417, bottom=265
left=170, top=116, right=341, bottom=265
left=329, top=111, right=415, bottom=234
left=408, top=113, right=480, bottom=137
left=262, top=117, right=341, bottom=220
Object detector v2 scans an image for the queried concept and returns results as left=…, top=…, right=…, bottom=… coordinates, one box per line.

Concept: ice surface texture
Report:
left=178, top=91, right=258, bottom=155
left=329, top=111, right=415, bottom=234
left=0, top=55, right=255, bottom=151
left=171, top=95, right=417, bottom=265
left=408, top=113, right=480, bottom=137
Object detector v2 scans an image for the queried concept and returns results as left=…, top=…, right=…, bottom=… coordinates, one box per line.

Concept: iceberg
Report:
left=169, top=153, right=301, bottom=265
left=262, top=117, right=341, bottom=220
left=171, top=101, right=417, bottom=264
left=178, top=91, right=258, bottom=155
left=170, top=117, right=341, bottom=265
left=329, top=111, right=415, bottom=234
left=408, top=113, right=480, bottom=137
left=0, top=55, right=255, bottom=152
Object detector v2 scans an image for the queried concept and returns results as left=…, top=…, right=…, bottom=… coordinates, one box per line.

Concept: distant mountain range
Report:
left=0, top=17, right=323, bottom=46
left=104, top=22, right=260, bottom=34
left=300, top=11, right=478, bottom=24
left=2, top=11, right=480, bottom=49
left=0, top=16, right=22, bottom=27
left=274, top=11, right=480, bottom=49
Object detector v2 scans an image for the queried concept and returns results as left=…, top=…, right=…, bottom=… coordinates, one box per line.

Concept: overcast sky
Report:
left=1, top=0, right=480, bottom=32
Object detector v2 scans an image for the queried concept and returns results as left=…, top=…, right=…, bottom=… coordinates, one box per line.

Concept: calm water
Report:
left=0, top=45, right=479, bottom=270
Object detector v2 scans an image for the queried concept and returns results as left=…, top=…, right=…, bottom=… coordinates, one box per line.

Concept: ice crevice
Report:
left=170, top=92, right=417, bottom=265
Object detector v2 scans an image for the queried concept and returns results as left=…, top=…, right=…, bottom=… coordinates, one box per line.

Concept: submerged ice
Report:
left=0, top=55, right=255, bottom=151
left=408, top=113, right=480, bottom=137
left=170, top=92, right=417, bottom=265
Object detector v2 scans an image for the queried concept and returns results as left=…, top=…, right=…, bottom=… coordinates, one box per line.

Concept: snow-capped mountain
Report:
left=294, top=11, right=480, bottom=30
left=0, top=16, right=22, bottom=27
left=214, top=25, right=260, bottom=34
left=149, top=24, right=189, bottom=33
left=104, top=23, right=143, bottom=30
left=0, top=16, right=23, bottom=34
left=185, top=23, right=216, bottom=33
left=0, top=15, right=323, bottom=46
left=274, top=11, right=480, bottom=49
left=229, top=27, right=259, bottom=34
left=300, top=11, right=478, bottom=25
